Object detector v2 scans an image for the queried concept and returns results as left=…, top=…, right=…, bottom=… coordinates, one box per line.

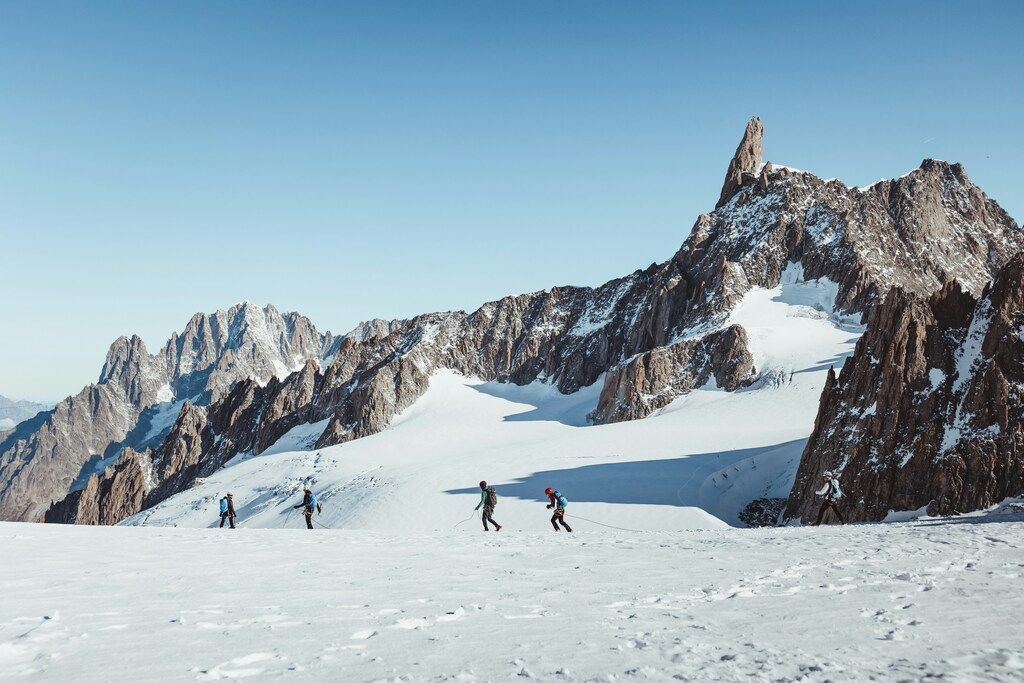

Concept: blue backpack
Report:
left=554, top=491, right=568, bottom=508
left=828, top=479, right=843, bottom=500
left=219, top=497, right=228, bottom=513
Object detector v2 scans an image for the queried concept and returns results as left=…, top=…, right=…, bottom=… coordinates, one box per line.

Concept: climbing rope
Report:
left=565, top=513, right=645, bottom=533
left=452, top=509, right=477, bottom=529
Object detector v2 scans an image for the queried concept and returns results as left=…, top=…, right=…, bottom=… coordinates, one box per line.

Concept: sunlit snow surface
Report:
left=2, top=516, right=1023, bottom=680
left=126, top=266, right=863, bottom=532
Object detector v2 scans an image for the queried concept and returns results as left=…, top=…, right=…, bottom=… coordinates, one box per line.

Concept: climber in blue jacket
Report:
left=293, top=486, right=321, bottom=530
left=219, top=493, right=236, bottom=529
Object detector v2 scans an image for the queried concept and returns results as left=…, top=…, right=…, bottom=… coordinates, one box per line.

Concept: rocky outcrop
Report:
left=45, top=119, right=1024, bottom=526
left=739, top=498, right=788, bottom=527
left=45, top=401, right=218, bottom=525
left=45, top=448, right=151, bottom=525
left=2, top=303, right=338, bottom=522
left=593, top=325, right=755, bottom=423
left=785, top=254, right=1024, bottom=523
left=717, top=117, right=764, bottom=208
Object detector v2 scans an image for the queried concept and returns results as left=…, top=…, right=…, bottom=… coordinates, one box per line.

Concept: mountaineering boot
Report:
left=494, top=524, right=502, bottom=532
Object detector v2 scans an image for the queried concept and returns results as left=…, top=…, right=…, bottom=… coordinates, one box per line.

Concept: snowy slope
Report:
left=127, top=269, right=862, bottom=531
left=3, top=515, right=1023, bottom=680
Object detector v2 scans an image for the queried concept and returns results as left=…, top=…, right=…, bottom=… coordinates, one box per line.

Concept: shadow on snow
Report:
left=444, top=439, right=806, bottom=510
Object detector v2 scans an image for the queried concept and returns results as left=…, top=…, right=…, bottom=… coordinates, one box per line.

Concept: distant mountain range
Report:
left=0, top=395, right=53, bottom=431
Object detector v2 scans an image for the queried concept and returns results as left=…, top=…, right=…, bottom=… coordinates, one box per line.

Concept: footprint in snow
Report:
left=389, top=618, right=429, bottom=630
left=350, top=629, right=377, bottom=640
left=196, top=652, right=291, bottom=680
left=436, top=608, right=466, bottom=623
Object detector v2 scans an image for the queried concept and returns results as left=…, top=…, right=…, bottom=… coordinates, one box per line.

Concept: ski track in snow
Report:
left=1, top=519, right=1022, bottom=681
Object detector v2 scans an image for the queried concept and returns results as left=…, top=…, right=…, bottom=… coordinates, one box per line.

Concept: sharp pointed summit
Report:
left=716, top=116, right=764, bottom=208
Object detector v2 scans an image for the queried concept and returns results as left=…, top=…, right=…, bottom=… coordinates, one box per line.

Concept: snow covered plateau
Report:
left=2, top=514, right=1023, bottom=681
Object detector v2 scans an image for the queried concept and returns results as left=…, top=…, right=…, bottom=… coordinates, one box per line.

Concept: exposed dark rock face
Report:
left=2, top=303, right=338, bottom=522
left=593, top=325, right=755, bottom=423
left=785, top=254, right=1024, bottom=523
left=42, top=119, right=1024, bottom=526
left=45, top=449, right=150, bottom=526
left=739, top=497, right=788, bottom=527
left=45, top=400, right=219, bottom=524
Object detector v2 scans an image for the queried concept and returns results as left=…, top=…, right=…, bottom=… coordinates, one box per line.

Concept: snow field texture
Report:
left=1, top=518, right=1023, bottom=680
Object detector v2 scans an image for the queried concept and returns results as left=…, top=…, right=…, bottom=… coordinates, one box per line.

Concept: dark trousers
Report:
left=304, top=510, right=314, bottom=529
left=550, top=508, right=572, bottom=532
left=482, top=506, right=500, bottom=530
left=814, top=500, right=845, bottom=525
left=220, top=512, right=235, bottom=529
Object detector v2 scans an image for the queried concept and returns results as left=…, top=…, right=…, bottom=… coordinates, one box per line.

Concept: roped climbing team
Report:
left=218, top=471, right=848, bottom=531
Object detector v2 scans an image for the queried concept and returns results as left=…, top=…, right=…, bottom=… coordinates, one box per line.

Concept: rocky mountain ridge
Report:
left=0, top=303, right=340, bottom=521
left=785, top=253, right=1024, bottom=523
left=46, top=118, right=1024, bottom=526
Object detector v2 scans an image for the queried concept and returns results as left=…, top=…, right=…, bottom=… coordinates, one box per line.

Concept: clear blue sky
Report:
left=2, top=1, right=1022, bottom=401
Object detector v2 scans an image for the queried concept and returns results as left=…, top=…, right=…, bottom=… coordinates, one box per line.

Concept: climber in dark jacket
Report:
left=219, top=493, right=236, bottom=529
left=293, top=486, right=320, bottom=530
left=474, top=480, right=502, bottom=531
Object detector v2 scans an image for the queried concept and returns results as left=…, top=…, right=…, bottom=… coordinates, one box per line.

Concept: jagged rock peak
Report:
left=716, top=116, right=764, bottom=208
left=344, top=318, right=407, bottom=343
left=99, top=335, right=149, bottom=383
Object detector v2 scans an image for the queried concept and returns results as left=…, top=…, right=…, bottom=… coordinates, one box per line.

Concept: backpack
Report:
left=219, top=498, right=228, bottom=514
left=828, top=479, right=843, bottom=500
left=308, top=492, right=321, bottom=513
left=555, top=492, right=568, bottom=508
left=485, top=486, right=498, bottom=508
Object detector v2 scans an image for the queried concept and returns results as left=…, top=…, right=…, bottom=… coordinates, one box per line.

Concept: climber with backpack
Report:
left=812, top=471, right=845, bottom=525
left=545, top=487, right=573, bottom=532
left=293, top=486, right=322, bottom=530
left=219, top=492, right=236, bottom=529
left=475, top=480, right=502, bottom=531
